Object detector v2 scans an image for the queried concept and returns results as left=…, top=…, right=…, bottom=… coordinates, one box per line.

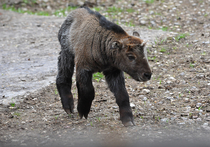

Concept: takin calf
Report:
left=56, top=7, right=152, bottom=126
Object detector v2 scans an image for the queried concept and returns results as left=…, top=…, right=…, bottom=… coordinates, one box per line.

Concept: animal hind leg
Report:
left=56, top=50, right=75, bottom=114
left=76, top=69, right=95, bottom=119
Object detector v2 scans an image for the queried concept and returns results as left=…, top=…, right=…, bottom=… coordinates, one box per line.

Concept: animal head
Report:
left=110, top=31, right=152, bottom=82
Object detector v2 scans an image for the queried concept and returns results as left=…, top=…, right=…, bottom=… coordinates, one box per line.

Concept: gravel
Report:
left=0, top=0, right=210, bottom=146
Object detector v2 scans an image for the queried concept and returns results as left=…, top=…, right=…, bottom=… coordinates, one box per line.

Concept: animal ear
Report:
left=133, top=31, right=140, bottom=37
left=111, top=41, right=121, bottom=49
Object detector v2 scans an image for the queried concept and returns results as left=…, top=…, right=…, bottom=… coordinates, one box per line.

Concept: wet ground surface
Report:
left=0, top=0, right=210, bottom=146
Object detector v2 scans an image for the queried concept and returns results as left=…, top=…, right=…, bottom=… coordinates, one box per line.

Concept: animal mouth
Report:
left=138, top=75, right=149, bottom=82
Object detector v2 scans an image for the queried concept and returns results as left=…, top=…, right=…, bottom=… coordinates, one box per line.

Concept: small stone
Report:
left=139, top=20, right=147, bottom=25
left=181, top=117, right=188, bottom=120
left=170, top=117, right=176, bottom=121
left=193, top=115, right=198, bottom=119
left=193, top=40, right=198, bottom=43
left=112, top=106, right=118, bottom=109
left=161, top=118, right=168, bottom=122
left=196, top=103, right=202, bottom=108
left=184, top=98, right=190, bottom=103
left=203, top=122, right=208, bottom=126
left=142, top=89, right=150, bottom=94
left=143, top=97, right=147, bottom=101
left=178, top=122, right=186, bottom=125
left=150, top=11, right=154, bottom=15
left=166, top=97, right=173, bottom=100
left=150, top=21, right=156, bottom=26
left=130, top=103, right=135, bottom=108
left=196, top=74, right=205, bottom=79
left=203, top=41, right=210, bottom=44
left=180, top=72, right=185, bottom=76
left=205, top=106, right=210, bottom=112
left=168, top=76, right=176, bottom=81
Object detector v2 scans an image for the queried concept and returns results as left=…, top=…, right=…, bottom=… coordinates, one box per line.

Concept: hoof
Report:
left=123, top=121, right=135, bottom=127
left=64, top=108, right=73, bottom=115
left=78, top=110, right=89, bottom=119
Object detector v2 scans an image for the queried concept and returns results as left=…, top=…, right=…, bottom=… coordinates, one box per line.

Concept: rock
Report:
left=168, top=76, right=176, bottom=81
left=161, top=118, right=168, bottom=123
left=141, top=89, right=150, bottom=94
left=196, top=103, right=202, bottom=108
left=150, top=20, right=156, bottom=26
left=165, top=97, right=173, bottom=100
left=184, top=98, right=190, bottom=103
left=193, top=40, right=198, bottom=43
left=205, top=106, right=210, bottom=112
left=180, top=72, right=185, bottom=76
left=203, top=122, right=209, bottom=126
left=139, top=20, right=148, bottom=25
left=112, top=106, right=118, bottom=109
left=202, top=41, right=210, bottom=44
left=130, top=103, right=135, bottom=108
left=196, top=73, right=205, bottom=79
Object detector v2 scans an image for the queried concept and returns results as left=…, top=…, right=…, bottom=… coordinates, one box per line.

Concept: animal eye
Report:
left=127, top=54, right=136, bottom=61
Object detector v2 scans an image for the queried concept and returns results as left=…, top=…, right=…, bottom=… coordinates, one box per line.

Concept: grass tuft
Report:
left=93, top=72, right=104, bottom=82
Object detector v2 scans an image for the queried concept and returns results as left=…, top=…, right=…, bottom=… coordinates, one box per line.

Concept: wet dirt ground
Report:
left=0, top=0, right=210, bottom=146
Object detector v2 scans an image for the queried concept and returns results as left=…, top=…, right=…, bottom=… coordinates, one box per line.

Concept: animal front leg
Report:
left=76, top=69, right=95, bottom=119
left=103, top=68, right=134, bottom=126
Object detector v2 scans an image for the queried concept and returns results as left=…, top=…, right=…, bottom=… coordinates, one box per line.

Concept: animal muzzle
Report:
left=143, top=72, right=152, bottom=81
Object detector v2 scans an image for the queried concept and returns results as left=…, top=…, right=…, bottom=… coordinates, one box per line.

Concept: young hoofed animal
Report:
left=56, top=7, right=152, bottom=126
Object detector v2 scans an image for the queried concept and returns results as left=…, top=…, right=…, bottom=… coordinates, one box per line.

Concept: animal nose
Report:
left=144, top=72, right=152, bottom=80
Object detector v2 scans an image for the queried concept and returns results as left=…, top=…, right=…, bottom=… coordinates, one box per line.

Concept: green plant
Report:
left=160, top=48, right=166, bottom=53
left=92, top=7, right=101, bottom=12
left=93, top=72, right=104, bottom=82
left=90, top=121, right=93, bottom=126
left=148, top=56, right=156, bottom=61
left=55, top=115, right=59, bottom=120
left=55, top=89, right=58, bottom=95
left=124, top=21, right=135, bottom=27
left=13, top=112, right=20, bottom=116
left=201, top=52, right=206, bottom=55
left=10, top=102, right=15, bottom=107
left=107, top=6, right=123, bottom=13
left=148, top=26, right=152, bottom=29
left=198, top=106, right=202, bottom=111
left=96, top=117, right=101, bottom=122
left=175, top=33, right=188, bottom=41
left=32, top=0, right=37, bottom=4
left=2, top=4, right=50, bottom=16
left=126, top=8, right=135, bottom=13
left=144, top=0, right=155, bottom=4
left=190, top=63, right=194, bottom=68
left=23, top=0, right=29, bottom=4
left=155, top=116, right=160, bottom=120
left=161, top=26, right=168, bottom=31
